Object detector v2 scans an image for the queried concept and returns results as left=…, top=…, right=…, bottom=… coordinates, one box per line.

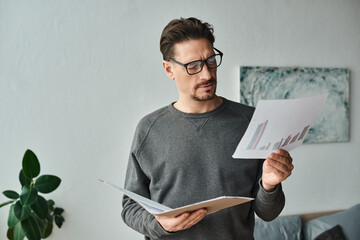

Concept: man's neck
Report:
left=173, top=96, right=223, bottom=114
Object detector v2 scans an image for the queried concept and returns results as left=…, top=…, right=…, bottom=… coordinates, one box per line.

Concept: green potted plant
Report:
left=0, top=149, right=65, bottom=240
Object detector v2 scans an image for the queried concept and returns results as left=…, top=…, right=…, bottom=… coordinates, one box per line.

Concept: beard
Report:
left=192, top=78, right=217, bottom=101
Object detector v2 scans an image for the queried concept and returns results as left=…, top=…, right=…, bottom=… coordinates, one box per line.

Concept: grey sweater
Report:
left=122, top=98, right=285, bottom=240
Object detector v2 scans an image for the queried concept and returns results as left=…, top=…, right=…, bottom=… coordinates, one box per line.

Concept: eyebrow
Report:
left=181, top=52, right=217, bottom=64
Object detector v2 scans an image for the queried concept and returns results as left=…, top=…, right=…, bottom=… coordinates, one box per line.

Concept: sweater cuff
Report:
left=257, top=178, right=282, bottom=204
left=150, top=217, right=174, bottom=238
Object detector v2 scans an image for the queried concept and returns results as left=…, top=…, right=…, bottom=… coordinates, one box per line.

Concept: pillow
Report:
left=254, top=215, right=302, bottom=240
left=314, top=225, right=346, bottom=240
left=303, top=204, right=360, bottom=240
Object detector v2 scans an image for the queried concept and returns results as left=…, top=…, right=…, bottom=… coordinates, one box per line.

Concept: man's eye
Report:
left=207, top=56, right=216, bottom=65
left=188, top=62, right=201, bottom=69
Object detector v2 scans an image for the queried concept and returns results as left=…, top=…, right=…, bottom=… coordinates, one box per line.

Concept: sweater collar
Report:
left=168, top=97, right=228, bottom=119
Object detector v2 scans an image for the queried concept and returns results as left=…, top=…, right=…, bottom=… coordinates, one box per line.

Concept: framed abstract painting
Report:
left=240, top=66, right=350, bottom=143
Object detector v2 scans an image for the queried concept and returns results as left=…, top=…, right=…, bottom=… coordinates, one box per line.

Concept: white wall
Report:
left=1, top=0, right=359, bottom=239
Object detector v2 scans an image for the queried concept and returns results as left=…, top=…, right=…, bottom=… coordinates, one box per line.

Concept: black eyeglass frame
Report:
left=168, top=47, right=223, bottom=75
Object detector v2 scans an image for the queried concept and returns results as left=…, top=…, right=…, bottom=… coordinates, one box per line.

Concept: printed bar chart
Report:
left=246, top=124, right=312, bottom=151
left=265, top=125, right=312, bottom=151
left=233, top=94, right=328, bottom=159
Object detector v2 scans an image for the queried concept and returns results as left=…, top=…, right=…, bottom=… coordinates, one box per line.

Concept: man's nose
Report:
left=199, top=63, right=212, bottom=80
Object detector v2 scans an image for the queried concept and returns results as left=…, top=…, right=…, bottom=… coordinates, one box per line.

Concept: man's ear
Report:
left=162, top=60, right=175, bottom=80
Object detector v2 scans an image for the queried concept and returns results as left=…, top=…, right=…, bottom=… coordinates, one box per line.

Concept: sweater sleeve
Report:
left=252, top=160, right=285, bottom=221
left=121, top=152, right=171, bottom=239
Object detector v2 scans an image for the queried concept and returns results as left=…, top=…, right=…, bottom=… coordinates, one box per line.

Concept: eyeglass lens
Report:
left=187, top=55, right=222, bottom=75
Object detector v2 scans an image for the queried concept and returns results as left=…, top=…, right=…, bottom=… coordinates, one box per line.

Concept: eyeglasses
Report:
left=168, top=47, right=223, bottom=75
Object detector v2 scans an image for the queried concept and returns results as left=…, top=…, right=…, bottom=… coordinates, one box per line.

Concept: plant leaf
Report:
left=46, top=199, right=55, bottom=212
left=34, top=175, right=61, bottom=194
left=47, top=199, right=55, bottom=206
left=22, top=216, right=41, bottom=240
left=19, top=170, right=31, bottom=187
left=0, top=200, right=15, bottom=208
left=42, top=218, right=53, bottom=239
left=22, top=149, right=40, bottom=179
left=7, top=227, right=14, bottom=240
left=30, top=195, right=48, bottom=219
left=13, top=221, right=26, bottom=240
left=32, top=214, right=45, bottom=230
left=3, top=191, right=20, bottom=200
left=14, top=201, right=31, bottom=220
left=54, top=207, right=64, bottom=215
left=20, top=186, right=38, bottom=206
left=32, top=214, right=46, bottom=239
left=54, top=215, right=65, bottom=228
left=8, top=204, right=19, bottom=228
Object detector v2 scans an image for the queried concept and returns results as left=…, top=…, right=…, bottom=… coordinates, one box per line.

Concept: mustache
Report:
left=196, top=78, right=216, bottom=88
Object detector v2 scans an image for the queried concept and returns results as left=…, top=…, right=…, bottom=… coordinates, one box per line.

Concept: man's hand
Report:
left=155, top=208, right=207, bottom=232
left=262, top=149, right=294, bottom=191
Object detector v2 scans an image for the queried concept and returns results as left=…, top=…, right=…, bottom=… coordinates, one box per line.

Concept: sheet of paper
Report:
left=99, top=179, right=253, bottom=217
left=99, top=179, right=171, bottom=213
left=233, top=94, right=328, bottom=159
left=155, top=196, right=253, bottom=217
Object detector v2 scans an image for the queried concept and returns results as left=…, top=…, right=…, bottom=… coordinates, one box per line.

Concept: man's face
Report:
left=165, top=38, right=217, bottom=102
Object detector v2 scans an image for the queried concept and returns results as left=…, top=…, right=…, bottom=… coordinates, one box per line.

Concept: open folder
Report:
left=99, top=179, right=254, bottom=218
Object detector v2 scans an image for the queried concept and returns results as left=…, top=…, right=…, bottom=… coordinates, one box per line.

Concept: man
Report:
left=122, top=17, right=294, bottom=240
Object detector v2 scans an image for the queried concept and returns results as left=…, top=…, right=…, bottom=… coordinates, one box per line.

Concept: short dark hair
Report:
left=160, top=17, right=215, bottom=60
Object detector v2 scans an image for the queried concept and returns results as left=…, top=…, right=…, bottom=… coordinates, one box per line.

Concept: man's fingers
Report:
left=192, top=210, right=207, bottom=224
left=266, top=163, right=290, bottom=179
left=190, top=209, right=207, bottom=224
left=155, top=212, right=191, bottom=232
left=262, top=150, right=294, bottom=189
left=177, top=209, right=207, bottom=230
left=182, top=209, right=207, bottom=229
left=277, top=149, right=291, bottom=158
left=155, top=208, right=207, bottom=232
left=269, top=152, right=291, bottom=164
left=176, top=212, right=191, bottom=221
left=265, top=159, right=290, bottom=177
left=268, top=152, right=293, bottom=169
left=267, top=158, right=293, bottom=174
left=278, top=150, right=293, bottom=165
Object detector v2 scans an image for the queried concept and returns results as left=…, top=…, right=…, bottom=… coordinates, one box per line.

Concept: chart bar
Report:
left=290, top=133, right=300, bottom=143
left=247, top=120, right=268, bottom=150
left=281, top=135, right=292, bottom=147
left=298, top=125, right=310, bottom=141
